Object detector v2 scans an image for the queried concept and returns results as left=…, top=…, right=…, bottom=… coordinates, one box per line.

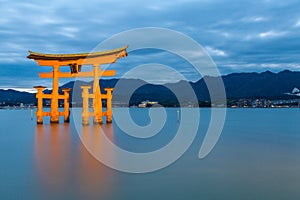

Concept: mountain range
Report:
left=1, top=70, right=300, bottom=107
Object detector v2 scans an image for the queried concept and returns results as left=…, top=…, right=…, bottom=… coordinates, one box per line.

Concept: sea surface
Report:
left=0, top=108, right=300, bottom=200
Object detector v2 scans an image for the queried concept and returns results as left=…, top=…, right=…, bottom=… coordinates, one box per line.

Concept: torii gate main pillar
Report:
left=50, top=65, right=60, bottom=123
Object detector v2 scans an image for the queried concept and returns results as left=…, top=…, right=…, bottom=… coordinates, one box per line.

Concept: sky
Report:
left=1, top=0, right=300, bottom=90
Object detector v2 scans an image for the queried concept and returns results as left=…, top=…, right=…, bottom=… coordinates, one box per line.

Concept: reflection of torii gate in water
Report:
left=28, top=46, right=128, bottom=125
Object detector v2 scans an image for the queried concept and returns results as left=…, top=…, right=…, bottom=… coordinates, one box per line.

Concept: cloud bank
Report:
left=0, top=0, right=300, bottom=87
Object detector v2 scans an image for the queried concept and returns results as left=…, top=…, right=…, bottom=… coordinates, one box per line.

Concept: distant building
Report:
left=138, top=100, right=158, bottom=108
left=292, top=87, right=300, bottom=94
left=285, top=87, right=300, bottom=96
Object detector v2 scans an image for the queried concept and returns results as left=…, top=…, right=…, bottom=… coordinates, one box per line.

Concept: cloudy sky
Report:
left=1, top=0, right=300, bottom=89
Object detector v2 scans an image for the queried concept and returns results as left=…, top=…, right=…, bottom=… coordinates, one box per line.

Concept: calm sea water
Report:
left=0, top=108, right=300, bottom=200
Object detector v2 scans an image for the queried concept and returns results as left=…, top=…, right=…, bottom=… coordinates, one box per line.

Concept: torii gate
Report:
left=28, top=46, right=128, bottom=125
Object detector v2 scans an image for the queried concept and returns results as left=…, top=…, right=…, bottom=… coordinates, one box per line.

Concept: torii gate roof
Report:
left=27, top=45, right=128, bottom=61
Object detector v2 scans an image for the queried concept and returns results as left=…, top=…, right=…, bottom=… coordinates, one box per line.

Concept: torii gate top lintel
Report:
left=27, top=45, right=128, bottom=66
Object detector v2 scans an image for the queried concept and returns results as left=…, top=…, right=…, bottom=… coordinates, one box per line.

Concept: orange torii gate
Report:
left=28, top=46, right=128, bottom=125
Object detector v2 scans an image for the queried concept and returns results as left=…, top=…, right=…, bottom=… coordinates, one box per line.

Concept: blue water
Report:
left=0, top=108, right=300, bottom=199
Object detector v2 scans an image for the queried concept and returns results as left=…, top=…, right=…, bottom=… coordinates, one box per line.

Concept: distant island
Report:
left=1, top=70, right=300, bottom=108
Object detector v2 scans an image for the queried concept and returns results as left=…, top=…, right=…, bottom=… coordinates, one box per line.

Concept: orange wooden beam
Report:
left=39, top=70, right=116, bottom=78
